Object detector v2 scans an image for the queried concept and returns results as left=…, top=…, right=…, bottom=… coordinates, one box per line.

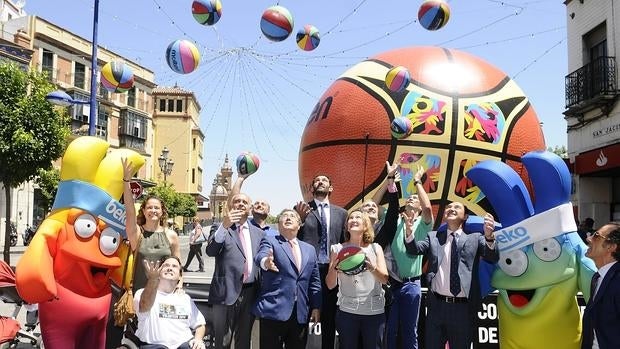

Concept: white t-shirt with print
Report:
left=134, top=288, right=206, bottom=348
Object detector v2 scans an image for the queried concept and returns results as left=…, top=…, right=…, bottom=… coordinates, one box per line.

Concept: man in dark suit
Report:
left=254, top=209, right=322, bottom=348
left=206, top=193, right=265, bottom=349
left=582, top=222, right=620, bottom=349
left=295, top=174, right=347, bottom=349
left=405, top=201, right=498, bottom=349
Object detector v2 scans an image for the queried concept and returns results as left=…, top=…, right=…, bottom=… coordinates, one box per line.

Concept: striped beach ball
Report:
left=260, top=5, right=294, bottom=42
left=191, top=0, right=222, bottom=26
left=385, top=66, right=410, bottom=92
left=296, top=25, right=320, bottom=51
left=166, top=39, right=201, bottom=74
left=236, top=152, right=261, bottom=175
left=100, top=61, right=134, bottom=93
left=418, top=0, right=451, bottom=31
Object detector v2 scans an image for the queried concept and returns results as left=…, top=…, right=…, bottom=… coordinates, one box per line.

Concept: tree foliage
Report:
left=547, top=145, right=568, bottom=159
left=35, top=167, right=61, bottom=213
left=146, top=183, right=197, bottom=220
left=0, top=62, right=70, bottom=262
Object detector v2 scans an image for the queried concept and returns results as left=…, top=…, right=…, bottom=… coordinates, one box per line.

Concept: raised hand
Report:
left=264, top=249, right=279, bottom=272
left=143, top=259, right=162, bottom=280
left=414, top=165, right=425, bottom=183
left=483, top=213, right=496, bottom=240
left=121, top=157, right=133, bottom=181
left=386, top=161, right=399, bottom=177
left=294, top=201, right=312, bottom=222
left=401, top=211, right=416, bottom=237
left=223, top=209, right=244, bottom=229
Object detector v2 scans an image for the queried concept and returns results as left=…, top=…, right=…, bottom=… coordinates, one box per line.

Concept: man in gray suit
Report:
left=295, top=174, right=347, bottom=349
left=405, top=201, right=498, bottom=349
left=206, top=193, right=265, bottom=349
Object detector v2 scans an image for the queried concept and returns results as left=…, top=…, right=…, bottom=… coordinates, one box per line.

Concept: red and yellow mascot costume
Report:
left=16, top=136, right=144, bottom=349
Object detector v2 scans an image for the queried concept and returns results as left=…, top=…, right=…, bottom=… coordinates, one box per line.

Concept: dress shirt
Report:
left=434, top=229, right=465, bottom=297
left=214, top=221, right=253, bottom=280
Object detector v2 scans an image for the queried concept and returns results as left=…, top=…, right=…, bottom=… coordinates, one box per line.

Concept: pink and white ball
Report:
left=166, top=39, right=201, bottom=74
left=385, top=66, right=411, bottom=92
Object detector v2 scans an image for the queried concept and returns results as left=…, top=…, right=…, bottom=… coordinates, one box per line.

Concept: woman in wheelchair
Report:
left=128, top=255, right=206, bottom=349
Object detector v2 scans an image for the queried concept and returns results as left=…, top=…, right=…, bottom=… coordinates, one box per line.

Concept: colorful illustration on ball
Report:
left=296, top=24, right=320, bottom=51
left=166, top=39, right=201, bottom=74
left=385, top=66, right=410, bottom=92
left=100, top=61, right=134, bottom=93
left=298, top=46, right=545, bottom=223
left=391, top=116, right=413, bottom=139
left=191, top=0, right=222, bottom=26
left=418, top=0, right=451, bottom=31
left=260, top=5, right=294, bottom=42
left=236, top=152, right=260, bottom=175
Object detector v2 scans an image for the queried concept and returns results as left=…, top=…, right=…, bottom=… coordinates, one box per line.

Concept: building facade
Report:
left=152, top=86, right=207, bottom=225
left=209, top=155, right=234, bottom=224
left=564, top=0, right=620, bottom=226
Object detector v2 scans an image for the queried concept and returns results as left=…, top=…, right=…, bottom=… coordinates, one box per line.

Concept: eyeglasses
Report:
left=591, top=231, right=609, bottom=241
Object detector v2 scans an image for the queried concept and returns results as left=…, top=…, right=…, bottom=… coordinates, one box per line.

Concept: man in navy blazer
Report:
left=206, top=193, right=265, bottom=349
left=582, top=222, right=620, bottom=349
left=295, top=174, right=347, bottom=349
left=254, top=209, right=321, bottom=348
left=405, top=201, right=498, bottom=349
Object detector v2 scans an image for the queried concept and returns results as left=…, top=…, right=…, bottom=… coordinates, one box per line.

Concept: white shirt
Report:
left=134, top=289, right=206, bottom=348
left=433, top=229, right=465, bottom=297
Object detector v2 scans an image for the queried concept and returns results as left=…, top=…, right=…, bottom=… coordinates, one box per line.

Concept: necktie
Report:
left=238, top=225, right=249, bottom=282
left=590, top=272, right=601, bottom=300
left=290, top=239, right=301, bottom=272
left=450, top=232, right=461, bottom=296
left=319, top=203, right=328, bottom=261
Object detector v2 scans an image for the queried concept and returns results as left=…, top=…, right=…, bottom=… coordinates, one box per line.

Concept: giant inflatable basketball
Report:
left=298, top=46, right=546, bottom=222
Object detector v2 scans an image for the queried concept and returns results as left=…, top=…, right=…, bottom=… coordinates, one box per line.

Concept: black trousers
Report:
left=184, top=243, right=204, bottom=271
left=319, top=263, right=339, bottom=349
left=259, top=305, right=308, bottom=349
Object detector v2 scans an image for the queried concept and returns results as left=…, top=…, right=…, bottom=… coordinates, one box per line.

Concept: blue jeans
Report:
left=386, top=280, right=421, bottom=349
left=336, top=309, right=385, bottom=349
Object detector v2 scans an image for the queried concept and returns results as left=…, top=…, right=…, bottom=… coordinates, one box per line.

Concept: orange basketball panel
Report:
left=299, top=144, right=391, bottom=206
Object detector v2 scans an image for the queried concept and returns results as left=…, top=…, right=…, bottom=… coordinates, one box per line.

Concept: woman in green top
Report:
left=122, top=158, right=180, bottom=291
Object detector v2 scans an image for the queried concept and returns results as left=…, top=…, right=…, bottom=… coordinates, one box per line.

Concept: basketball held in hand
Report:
left=337, top=246, right=366, bottom=275
left=236, top=152, right=260, bottom=175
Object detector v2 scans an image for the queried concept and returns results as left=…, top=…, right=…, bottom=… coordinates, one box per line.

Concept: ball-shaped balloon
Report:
left=298, top=46, right=546, bottom=222
left=337, top=246, right=366, bottom=275
left=100, top=61, right=134, bottom=93
left=260, top=5, right=294, bottom=42
left=296, top=25, right=320, bottom=51
left=192, top=0, right=222, bottom=26
left=166, top=39, right=201, bottom=74
left=391, top=116, right=413, bottom=139
left=236, top=152, right=261, bottom=175
left=385, top=66, right=411, bottom=92
left=418, top=0, right=451, bottom=31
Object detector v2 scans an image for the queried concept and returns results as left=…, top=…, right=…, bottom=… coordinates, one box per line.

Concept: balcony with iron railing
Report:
left=565, top=56, right=619, bottom=116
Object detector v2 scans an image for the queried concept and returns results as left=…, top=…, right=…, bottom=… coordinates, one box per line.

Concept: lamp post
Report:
left=45, top=0, right=99, bottom=136
left=158, top=147, right=174, bottom=183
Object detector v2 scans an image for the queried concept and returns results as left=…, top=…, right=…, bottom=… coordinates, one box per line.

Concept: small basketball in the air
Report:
left=337, top=246, right=366, bottom=275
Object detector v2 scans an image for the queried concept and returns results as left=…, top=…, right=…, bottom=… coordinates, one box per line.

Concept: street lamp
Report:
left=45, top=0, right=100, bottom=137
left=158, top=146, right=174, bottom=183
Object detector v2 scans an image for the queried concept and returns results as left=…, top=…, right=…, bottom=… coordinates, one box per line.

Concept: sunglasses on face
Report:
left=591, top=231, right=609, bottom=241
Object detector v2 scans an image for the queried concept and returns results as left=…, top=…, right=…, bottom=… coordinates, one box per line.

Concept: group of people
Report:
left=203, top=162, right=498, bottom=349
left=116, top=157, right=620, bottom=349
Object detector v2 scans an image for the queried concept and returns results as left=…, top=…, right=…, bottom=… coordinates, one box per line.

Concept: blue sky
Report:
left=24, top=0, right=568, bottom=214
